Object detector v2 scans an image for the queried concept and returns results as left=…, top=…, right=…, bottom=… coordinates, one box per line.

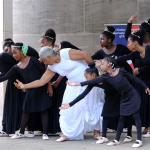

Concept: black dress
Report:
left=92, top=44, right=132, bottom=129
left=0, top=46, right=40, bottom=133
left=0, top=53, right=23, bottom=134
left=79, top=67, right=147, bottom=116
left=117, top=46, right=150, bottom=126
left=48, top=41, right=80, bottom=134
left=0, top=57, right=52, bottom=112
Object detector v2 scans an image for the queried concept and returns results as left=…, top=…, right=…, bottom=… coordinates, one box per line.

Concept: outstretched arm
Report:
left=59, top=85, right=93, bottom=109
left=14, top=67, right=56, bottom=90
left=67, top=76, right=104, bottom=87
left=80, top=76, right=105, bottom=87
left=0, top=67, right=17, bottom=82
left=117, top=51, right=138, bottom=63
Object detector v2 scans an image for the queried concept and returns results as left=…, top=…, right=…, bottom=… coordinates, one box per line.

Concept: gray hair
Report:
left=39, top=46, right=58, bottom=59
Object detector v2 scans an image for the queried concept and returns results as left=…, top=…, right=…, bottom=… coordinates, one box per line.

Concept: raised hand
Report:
left=14, top=79, right=25, bottom=90
left=145, top=88, right=150, bottom=95
left=59, top=104, right=70, bottom=109
left=94, top=60, right=101, bottom=67
left=128, top=15, right=140, bottom=23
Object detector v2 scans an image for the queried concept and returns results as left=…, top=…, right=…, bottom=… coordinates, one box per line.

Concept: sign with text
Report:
left=104, top=24, right=140, bottom=70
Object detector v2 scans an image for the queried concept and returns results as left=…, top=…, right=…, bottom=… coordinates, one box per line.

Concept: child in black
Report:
left=61, top=57, right=150, bottom=148
left=0, top=43, right=51, bottom=140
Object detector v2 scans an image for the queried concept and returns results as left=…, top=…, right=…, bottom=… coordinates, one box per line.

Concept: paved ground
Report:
left=0, top=83, right=150, bottom=150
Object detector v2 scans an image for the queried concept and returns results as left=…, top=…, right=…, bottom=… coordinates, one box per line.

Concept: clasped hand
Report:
left=14, top=79, right=25, bottom=90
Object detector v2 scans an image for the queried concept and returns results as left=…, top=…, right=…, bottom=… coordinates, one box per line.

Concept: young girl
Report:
left=92, top=26, right=132, bottom=141
left=69, top=62, right=105, bottom=133
left=0, top=43, right=52, bottom=140
left=64, top=57, right=150, bottom=148
left=0, top=39, right=40, bottom=137
left=117, top=30, right=150, bottom=66
left=125, top=16, right=150, bottom=136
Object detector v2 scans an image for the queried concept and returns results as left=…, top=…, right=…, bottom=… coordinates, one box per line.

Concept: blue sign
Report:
left=105, top=24, right=127, bottom=46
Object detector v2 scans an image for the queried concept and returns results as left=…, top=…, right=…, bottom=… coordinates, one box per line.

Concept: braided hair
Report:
left=104, top=56, right=117, bottom=69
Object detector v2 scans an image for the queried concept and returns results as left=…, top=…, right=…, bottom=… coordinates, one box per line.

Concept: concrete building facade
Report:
left=13, top=0, right=150, bottom=54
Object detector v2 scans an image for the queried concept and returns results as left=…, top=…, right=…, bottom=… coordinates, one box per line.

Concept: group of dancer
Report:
left=0, top=14, right=150, bottom=148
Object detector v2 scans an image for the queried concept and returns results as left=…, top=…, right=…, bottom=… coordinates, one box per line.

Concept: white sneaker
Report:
left=0, top=131, right=9, bottom=137
left=96, top=137, right=108, bottom=144
left=123, top=128, right=128, bottom=133
left=143, top=132, right=150, bottom=138
left=132, top=140, right=142, bottom=148
left=107, top=140, right=119, bottom=146
left=27, top=131, right=35, bottom=138
left=42, top=134, right=49, bottom=140
left=11, top=133, right=25, bottom=139
left=107, top=128, right=114, bottom=133
left=124, top=136, right=133, bottom=142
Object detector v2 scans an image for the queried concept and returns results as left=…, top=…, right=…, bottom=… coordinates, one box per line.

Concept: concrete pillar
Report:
left=0, top=0, right=13, bottom=108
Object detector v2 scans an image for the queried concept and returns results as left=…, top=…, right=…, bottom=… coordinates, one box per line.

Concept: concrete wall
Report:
left=13, top=0, right=150, bottom=54
left=0, top=0, right=13, bottom=117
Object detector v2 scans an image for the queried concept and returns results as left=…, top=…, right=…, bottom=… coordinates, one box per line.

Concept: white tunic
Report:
left=48, top=48, right=104, bottom=139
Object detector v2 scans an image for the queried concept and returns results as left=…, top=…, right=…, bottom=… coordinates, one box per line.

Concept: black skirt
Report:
left=2, top=73, right=25, bottom=134
left=132, top=71, right=150, bottom=127
left=102, top=90, right=120, bottom=117
left=23, top=84, right=52, bottom=112
left=102, top=90, right=120, bottom=130
left=48, top=73, right=67, bottom=134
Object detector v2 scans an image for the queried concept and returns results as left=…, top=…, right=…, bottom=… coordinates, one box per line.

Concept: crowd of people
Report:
left=0, top=15, right=150, bottom=148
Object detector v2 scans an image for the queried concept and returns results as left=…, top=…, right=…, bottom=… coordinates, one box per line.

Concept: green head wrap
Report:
left=22, top=44, right=28, bottom=56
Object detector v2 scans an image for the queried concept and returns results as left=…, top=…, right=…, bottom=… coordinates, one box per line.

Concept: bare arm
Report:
left=69, top=49, right=93, bottom=64
left=14, top=67, right=56, bottom=90
left=52, top=75, right=65, bottom=88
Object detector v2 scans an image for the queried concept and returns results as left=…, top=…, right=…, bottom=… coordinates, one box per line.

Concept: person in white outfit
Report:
left=14, top=46, right=105, bottom=142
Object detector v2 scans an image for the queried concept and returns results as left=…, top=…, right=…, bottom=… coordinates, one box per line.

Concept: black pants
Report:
left=116, top=110, right=141, bottom=141
left=102, top=116, right=132, bottom=137
left=20, top=110, right=48, bottom=135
